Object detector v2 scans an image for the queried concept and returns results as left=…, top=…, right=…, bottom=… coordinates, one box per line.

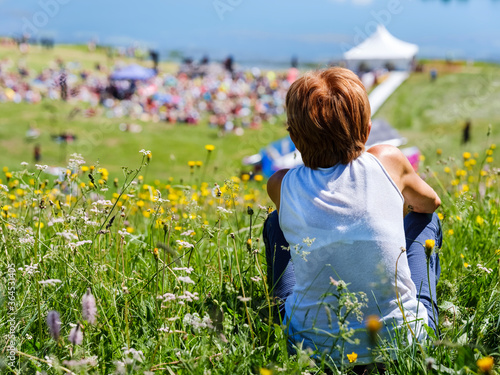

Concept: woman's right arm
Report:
left=267, top=169, right=289, bottom=214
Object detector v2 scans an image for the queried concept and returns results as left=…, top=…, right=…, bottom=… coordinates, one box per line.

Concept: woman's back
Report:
left=279, top=152, right=427, bottom=364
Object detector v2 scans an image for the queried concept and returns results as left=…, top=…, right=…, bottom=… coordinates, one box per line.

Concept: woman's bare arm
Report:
left=368, top=145, right=441, bottom=214
left=266, top=169, right=289, bottom=213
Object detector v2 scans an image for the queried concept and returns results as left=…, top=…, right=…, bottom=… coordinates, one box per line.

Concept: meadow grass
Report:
left=0, top=140, right=498, bottom=374
left=1, top=45, right=500, bottom=374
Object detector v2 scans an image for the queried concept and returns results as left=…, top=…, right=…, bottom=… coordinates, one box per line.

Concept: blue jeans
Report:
left=263, top=211, right=442, bottom=333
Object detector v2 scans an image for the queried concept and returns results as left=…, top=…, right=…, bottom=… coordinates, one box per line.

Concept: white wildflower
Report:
left=237, top=296, right=251, bottom=302
left=176, top=240, right=194, bottom=248
left=183, top=313, right=214, bottom=332
left=178, top=276, right=195, bottom=284
left=35, top=164, right=48, bottom=171
left=172, top=267, right=194, bottom=274
left=250, top=276, right=262, bottom=282
left=48, top=218, right=65, bottom=227
left=0, top=184, right=9, bottom=191
left=216, top=206, right=232, bottom=214
left=181, top=229, right=195, bottom=236
left=67, top=154, right=86, bottom=169
left=39, top=279, right=62, bottom=286
left=477, top=264, right=493, bottom=274
left=122, top=347, right=144, bottom=363
left=21, top=161, right=29, bottom=167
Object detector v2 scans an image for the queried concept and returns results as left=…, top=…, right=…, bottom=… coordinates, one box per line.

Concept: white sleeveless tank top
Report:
left=279, top=152, right=427, bottom=364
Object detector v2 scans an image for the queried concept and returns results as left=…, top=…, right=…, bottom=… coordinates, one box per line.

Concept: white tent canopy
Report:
left=344, top=25, right=418, bottom=70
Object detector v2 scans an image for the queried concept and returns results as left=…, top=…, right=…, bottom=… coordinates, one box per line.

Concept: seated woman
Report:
left=263, top=67, right=442, bottom=367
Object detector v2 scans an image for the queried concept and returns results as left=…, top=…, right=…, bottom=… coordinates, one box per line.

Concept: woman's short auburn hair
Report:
left=286, top=67, right=371, bottom=169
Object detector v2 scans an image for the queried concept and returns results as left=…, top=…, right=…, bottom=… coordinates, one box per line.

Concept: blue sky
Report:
left=1, top=0, right=499, bottom=62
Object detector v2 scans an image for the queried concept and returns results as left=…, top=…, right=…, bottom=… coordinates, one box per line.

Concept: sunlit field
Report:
left=1, top=45, right=500, bottom=374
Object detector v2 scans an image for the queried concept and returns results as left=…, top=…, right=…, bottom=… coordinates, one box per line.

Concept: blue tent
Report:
left=110, top=64, right=156, bottom=81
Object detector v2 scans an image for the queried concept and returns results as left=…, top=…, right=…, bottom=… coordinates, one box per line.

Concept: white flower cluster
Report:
left=68, top=240, right=92, bottom=249
left=477, top=263, right=493, bottom=273
left=183, top=313, right=214, bottom=332
left=139, top=149, right=151, bottom=156
left=178, top=276, right=195, bottom=284
left=158, top=291, right=199, bottom=307
left=63, top=356, right=98, bottom=369
left=56, top=230, right=78, bottom=241
left=0, top=184, right=9, bottom=192
left=67, top=153, right=86, bottom=170
left=172, top=267, right=194, bottom=274
left=181, top=229, right=195, bottom=237
left=48, top=217, right=65, bottom=227
left=122, top=347, right=145, bottom=363
left=39, top=279, right=62, bottom=286
left=19, top=263, right=39, bottom=275
left=35, top=164, right=48, bottom=171
left=216, top=206, right=232, bottom=214
left=19, top=235, right=35, bottom=246
left=176, top=240, right=194, bottom=249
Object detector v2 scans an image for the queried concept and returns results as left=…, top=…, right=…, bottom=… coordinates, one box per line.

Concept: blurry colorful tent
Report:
left=110, top=64, right=156, bottom=80
left=344, top=25, right=418, bottom=71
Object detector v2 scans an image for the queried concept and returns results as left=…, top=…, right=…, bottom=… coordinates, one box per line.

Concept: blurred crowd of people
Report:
left=0, top=48, right=300, bottom=135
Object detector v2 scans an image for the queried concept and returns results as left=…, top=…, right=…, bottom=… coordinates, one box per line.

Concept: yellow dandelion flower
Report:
left=448, top=229, right=454, bottom=236
left=462, top=184, right=469, bottom=192
left=2, top=166, right=8, bottom=173
left=486, top=157, right=493, bottom=163
left=81, top=165, right=89, bottom=172
left=195, top=161, right=203, bottom=167
left=188, top=161, right=196, bottom=167
left=5, top=172, right=12, bottom=179
left=366, top=315, right=382, bottom=334
left=259, top=368, right=272, bottom=375
left=35, top=222, right=44, bottom=229
left=444, top=166, right=451, bottom=173
left=241, top=174, right=250, bottom=182
left=126, top=227, right=134, bottom=233
left=486, top=149, right=493, bottom=156
left=254, top=174, right=264, bottom=182
left=419, top=155, right=425, bottom=162
left=425, top=239, right=435, bottom=250
left=477, top=356, right=494, bottom=373
left=476, top=215, right=484, bottom=225
left=460, top=253, right=465, bottom=258
left=436, top=148, right=442, bottom=155
left=174, top=226, right=182, bottom=231
left=137, top=200, right=145, bottom=208
left=464, top=262, right=469, bottom=268
left=437, top=213, right=444, bottom=220
left=347, top=352, right=358, bottom=363
left=463, top=152, right=471, bottom=160
left=205, top=144, right=215, bottom=152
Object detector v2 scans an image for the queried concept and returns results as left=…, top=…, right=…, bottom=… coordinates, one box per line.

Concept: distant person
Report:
left=224, top=56, right=234, bottom=73
left=430, top=69, right=437, bottom=82
left=462, top=119, right=471, bottom=144
left=34, top=144, right=41, bottom=162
